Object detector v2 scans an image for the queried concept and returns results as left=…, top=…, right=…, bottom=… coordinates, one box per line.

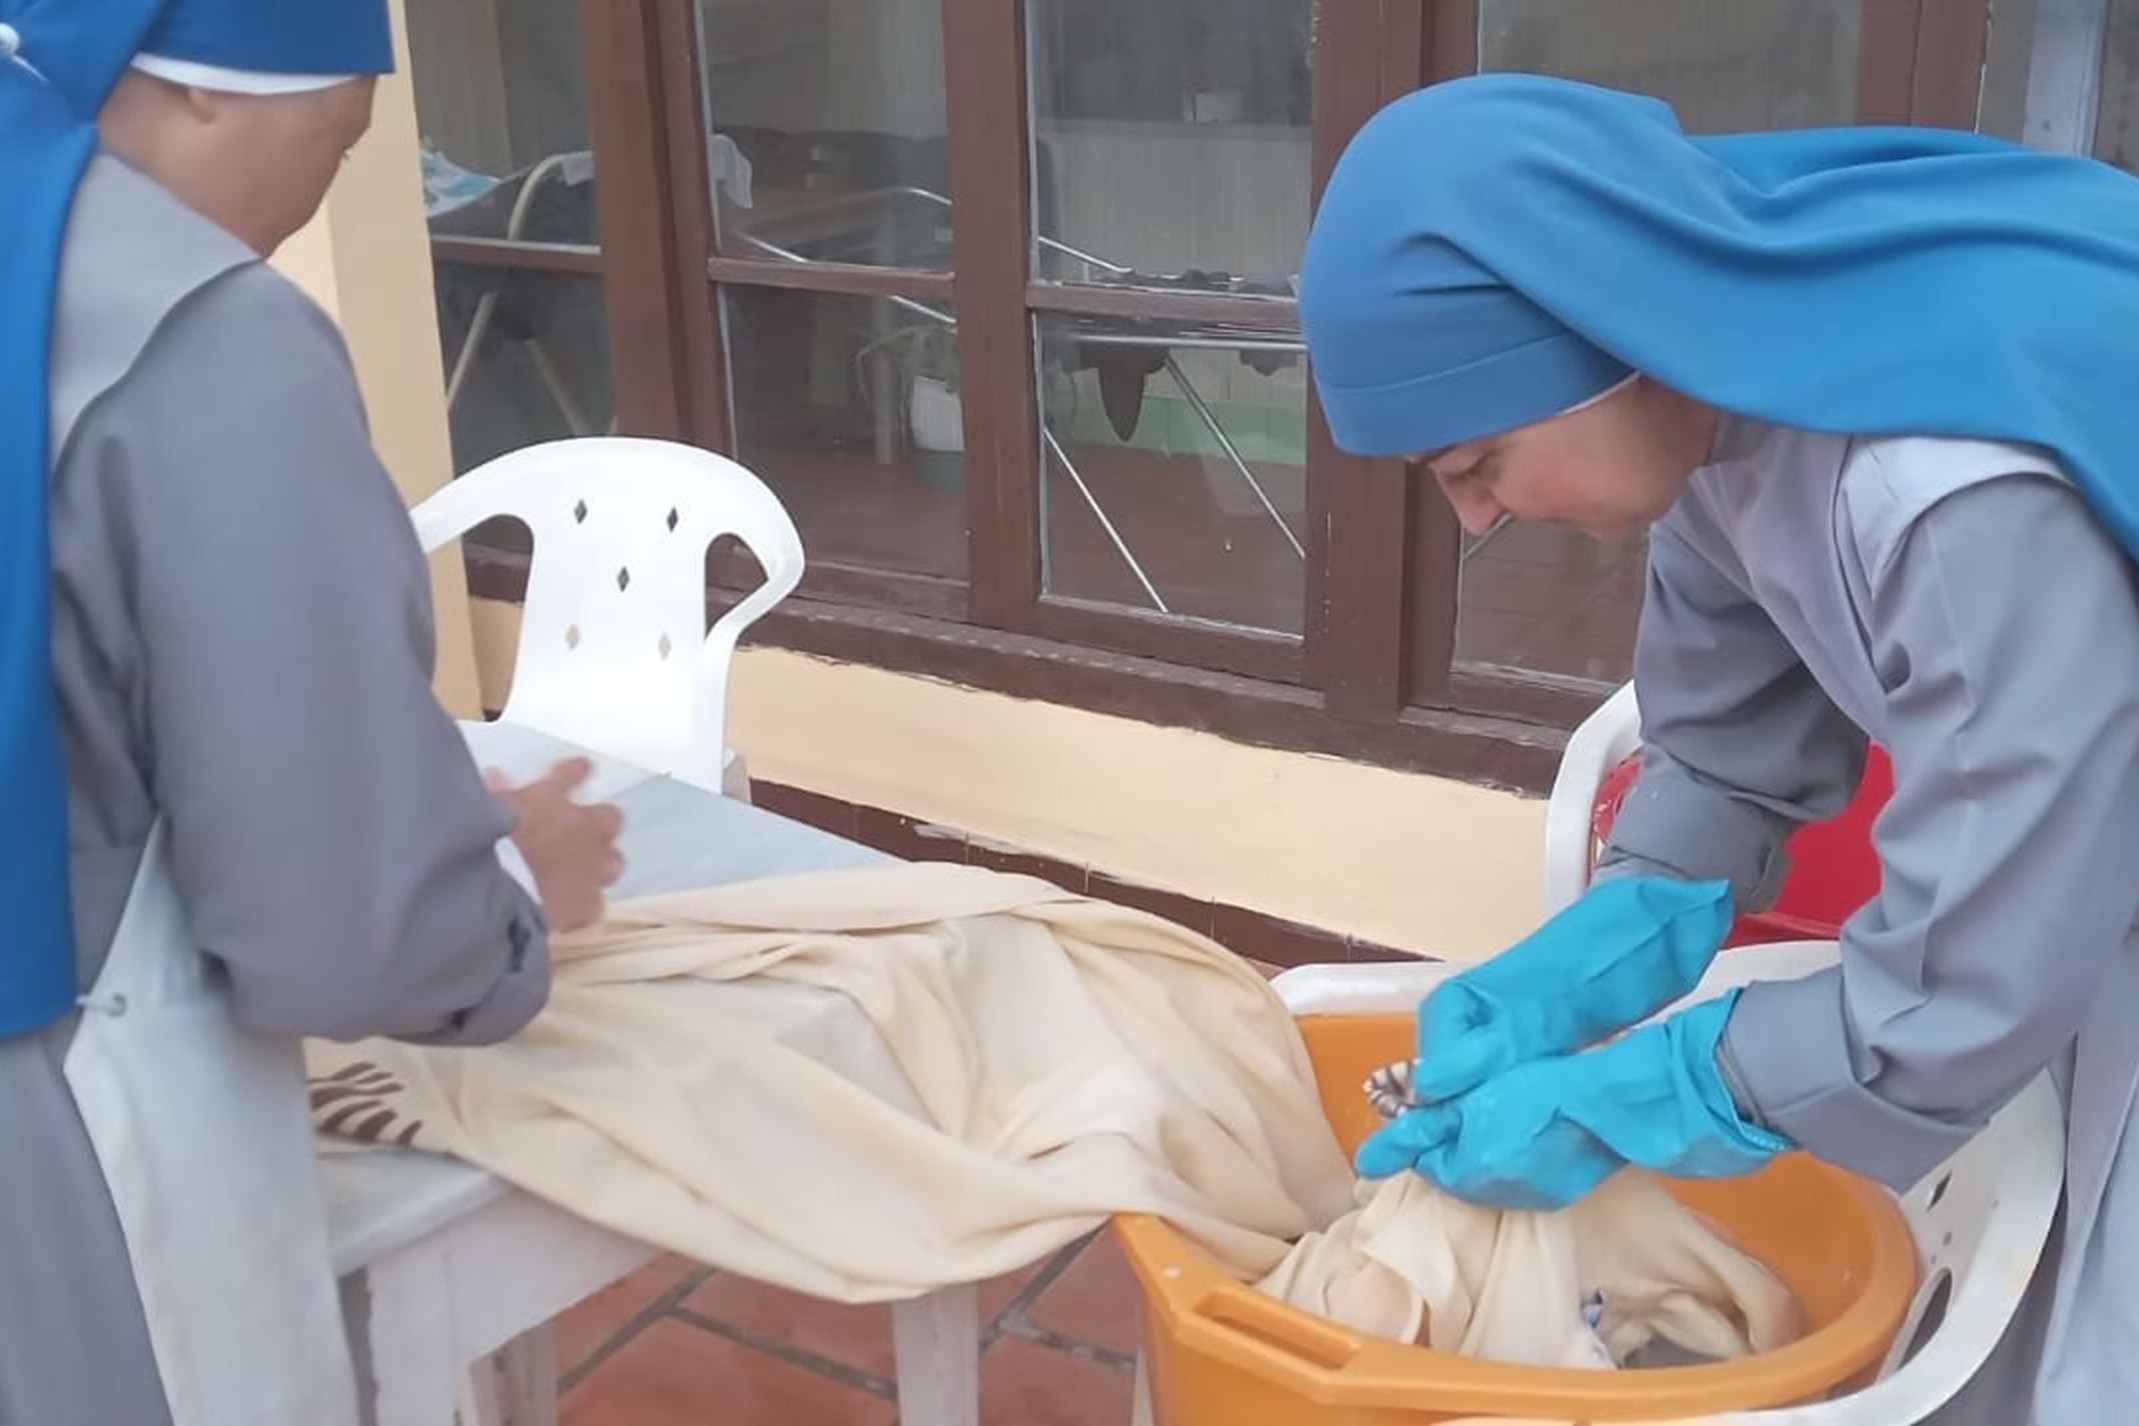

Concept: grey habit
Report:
left=0, top=156, right=550, bottom=1424
left=1597, top=415, right=2139, bottom=1423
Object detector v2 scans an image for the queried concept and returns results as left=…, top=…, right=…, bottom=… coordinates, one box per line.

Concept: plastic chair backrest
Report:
left=1541, top=681, right=1643, bottom=913
left=1591, top=747, right=1892, bottom=945
left=1748, top=747, right=1890, bottom=940
left=411, top=437, right=803, bottom=791
left=1550, top=684, right=1892, bottom=943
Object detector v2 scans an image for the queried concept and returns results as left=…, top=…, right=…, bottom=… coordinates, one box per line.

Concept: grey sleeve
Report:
left=92, top=264, right=548, bottom=1044
left=1721, top=473, right=2139, bottom=1189
left=1595, top=522, right=1867, bottom=909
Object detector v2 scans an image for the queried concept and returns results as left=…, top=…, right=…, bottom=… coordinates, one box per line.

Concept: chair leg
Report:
left=890, top=1283, right=980, bottom=1426
left=455, top=1359, right=501, bottom=1426
left=454, top=1328, right=557, bottom=1426
left=493, top=1326, right=560, bottom=1426
left=349, top=1257, right=465, bottom=1426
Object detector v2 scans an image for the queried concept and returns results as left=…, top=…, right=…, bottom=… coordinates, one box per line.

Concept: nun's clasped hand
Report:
left=1352, top=874, right=1782, bottom=1211
left=1356, top=993, right=1793, bottom=1212
left=1404, top=874, right=1737, bottom=1105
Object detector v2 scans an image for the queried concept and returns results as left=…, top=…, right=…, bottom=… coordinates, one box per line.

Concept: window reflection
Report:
left=721, top=288, right=967, bottom=582
left=1037, top=313, right=1306, bottom=633
left=2097, top=0, right=2139, bottom=170
left=1026, top=0, right=1312, bottom=292
left=408, top=0, right=616, bottom=473
left=696, top=0, right=955, bottom=271
left=1481, top=0, right=1863, bottom=131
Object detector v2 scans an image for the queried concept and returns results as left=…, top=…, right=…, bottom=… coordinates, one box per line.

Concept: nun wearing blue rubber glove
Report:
left=1300, top=73, right=2139, bottom=1426
left=1399, top=873, right=1734, bottom=1105
left=1357, top=991, right=1790, bottom=1212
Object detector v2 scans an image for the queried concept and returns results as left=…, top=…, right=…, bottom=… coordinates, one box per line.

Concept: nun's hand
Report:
left=485, top=757, right=625, bottom=933
left=1358, top=992, right=1789, bottom=1211
left=1405, top=875, right=1736, bottom=1106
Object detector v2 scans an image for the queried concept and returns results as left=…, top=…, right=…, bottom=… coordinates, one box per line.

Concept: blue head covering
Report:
left=0, top=0, right=392, bottom=1039
left=1299, top=75, right=2139, bottom=551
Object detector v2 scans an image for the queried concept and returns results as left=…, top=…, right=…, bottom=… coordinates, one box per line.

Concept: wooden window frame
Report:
left=443, top=0, right=1994, bottom=793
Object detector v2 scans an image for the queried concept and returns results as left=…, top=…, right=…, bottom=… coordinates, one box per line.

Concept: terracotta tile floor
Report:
left=555, top=1231, right=1144, bottom=1426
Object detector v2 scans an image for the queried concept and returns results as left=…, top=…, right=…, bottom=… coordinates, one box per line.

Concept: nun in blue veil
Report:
left=0, top=5, right=604, bottom=1422
left=1301, top=72, right=2139, bottom=1423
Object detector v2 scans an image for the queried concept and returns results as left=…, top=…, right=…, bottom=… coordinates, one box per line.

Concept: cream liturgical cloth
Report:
left=1259, top=1170, right=1802, bottom=1368
left=306, top=863, right=1796, bottom=1366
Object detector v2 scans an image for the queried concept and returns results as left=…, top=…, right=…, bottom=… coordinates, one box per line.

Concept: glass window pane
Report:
left=1036, top=315, right=1307, bottom=634
left=2099, top=0, right=2139, bottom=170
left=697, top=0, right=953, bottom=271
left=1481, top=1, right=1863, bottom=131
left=1456, top=1, right=1860, bottom=686
left=1026, top=0, right=1312, bottom=292
left=1975, top=0, right=2037, bottom=144
left=433, top=268, right=615, bottom=471
left=408, top=0, right=614, bottom=473
left=1456, top=526, right=1646, bottom=687
left=411, top=0, right=600, bottom=187
left=721, top=288, right=966, bottom=582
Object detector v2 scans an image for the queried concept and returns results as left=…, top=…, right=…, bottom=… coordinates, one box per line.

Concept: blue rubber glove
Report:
left=1356, top=991, right=1791, bottom=1212
left=1408, top=875, right=1734, bottom=1104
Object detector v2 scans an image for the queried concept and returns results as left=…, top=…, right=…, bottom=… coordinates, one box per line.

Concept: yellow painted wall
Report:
left=469, top=598, right=1549, bottom=960
left=270, top=0, right=482, bottom=718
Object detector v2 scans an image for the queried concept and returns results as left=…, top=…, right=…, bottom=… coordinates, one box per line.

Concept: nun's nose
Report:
left=1446, top=486, right=1507, bottom=538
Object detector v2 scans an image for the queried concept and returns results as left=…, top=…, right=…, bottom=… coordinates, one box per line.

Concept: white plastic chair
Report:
left=1265, top=946, right=2064, bottom=1426
left=412, top=435, right=804, bottom=796
left=1540, top=679, right=1642, bottom=914
left=334, top=440, right=862, bottom=1426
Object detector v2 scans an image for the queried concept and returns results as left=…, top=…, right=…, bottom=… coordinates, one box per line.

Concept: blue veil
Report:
left=0, top=0, right=393, bottom=1036
left=1299, top=74, right=2139, bottom=557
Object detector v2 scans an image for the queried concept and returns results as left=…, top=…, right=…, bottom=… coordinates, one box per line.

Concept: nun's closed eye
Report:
left=1433, top=449, right=1499, bottom=490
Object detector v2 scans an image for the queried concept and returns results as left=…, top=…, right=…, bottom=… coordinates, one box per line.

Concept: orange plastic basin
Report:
left=1115, top=1010, right=1919, bottom=1425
